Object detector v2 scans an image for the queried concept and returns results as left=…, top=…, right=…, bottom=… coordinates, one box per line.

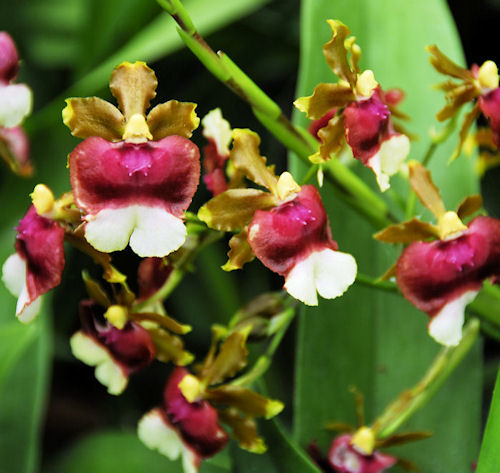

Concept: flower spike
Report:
left=65, top=61, right=201, bottom=257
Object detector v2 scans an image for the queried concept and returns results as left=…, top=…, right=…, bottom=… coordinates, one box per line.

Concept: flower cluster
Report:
left=294, top=20, right=410, bottom=191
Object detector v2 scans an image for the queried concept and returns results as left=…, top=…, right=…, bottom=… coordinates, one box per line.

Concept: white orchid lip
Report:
left=0, top=83, right=32, bottom=128
left=284, top=248, right=357, bottom=306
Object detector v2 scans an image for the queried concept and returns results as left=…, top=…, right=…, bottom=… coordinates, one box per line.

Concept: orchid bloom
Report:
left=70, top=300, right=156, bottom=395
left=427, top=45, right=500, bottom=159
left=0, top=32, right=32, bottom=176
left=201, top=108, right=232, bottom=196
left=2, top=199, right=65, bottom=323
left=294, top=20, right=410, bottom=191
left=63, top=61, right=201, bottom=257
left=375, top=161, right=500, bottom=346
left=139, top=330, right=283, bottom=472
left=198, top=128, right=357, bottom=306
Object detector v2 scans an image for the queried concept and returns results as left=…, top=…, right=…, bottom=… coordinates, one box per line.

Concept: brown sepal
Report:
left=450, top=104, right=481, bottom=161
left=109, top=62, right=157, bottom=120
left=219, top=408, right=266, bottom=454
left=63, top=97, right=124, bottom=141
left=82, top=271, right=111, bottom=307
left=148, top=328, right=194, bottom=366
left=323, top=20, right=357, bottom=87
left=147, top=100, right=200, bottom=140
left=311, top=114, right=345, bottom=163
left=198, top=188, right=277, bottom=232
left=456, top=194, right=483, bottom=220
left=426, top=45, right=473, bottom=81
left=129, top=311, right=191, bottom=335
left=376, top=431, right=432, bottom=448
left=374, top=217, right=439, bottom=243
left=408, top=161, right=446, bottom=219
left=294, top=83, right=354, bottom=120
left=222, top=228, right=255, bottom=271
left=230, top=129, right=278, bottom=194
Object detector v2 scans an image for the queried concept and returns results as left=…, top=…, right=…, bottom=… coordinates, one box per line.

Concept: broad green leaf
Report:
left=476, top=369, right=500, bottom=473
left=44, top=430, right=230, bottom=473
left=292, top=2, right=481, bottom=473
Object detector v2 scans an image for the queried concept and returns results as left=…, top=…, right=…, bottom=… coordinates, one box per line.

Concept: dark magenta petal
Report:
left=248, top=185, right=337, bottom=276
left=137, top=257, right=173, bottom=301
left=79, top=300, right=155, bottom=374
left=308, top=109, right=337, bottom=140
left=396, top=216, right=500, bottom=317
left=15, top=205, right=65, bottom=307
left=163, top=367, right=229, bottom=457
left=381, top=87, right=405, bottom=107
left=70, top=136, right=200, bottom=216
left=479, top=88, right=500, bottom=148
left=327, top=435, right=396, bottom=473
left=0, top=32, right=19, bottom=83
left=0, top=125, right=31, bottom=176
left=344, top=94, right=390, bottom=164
left=203, top=140, right=228, bottom=196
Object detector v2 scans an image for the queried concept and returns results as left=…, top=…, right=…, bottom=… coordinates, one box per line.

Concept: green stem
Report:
left=159, top=0, right=396, bottom=229
left=355, top=273, right=398, bottom=293
left=469, top=282, right=500, bottom=330
left=231, top=307, right=296, bottom=388
left=373, top=318, right=479, bottom=438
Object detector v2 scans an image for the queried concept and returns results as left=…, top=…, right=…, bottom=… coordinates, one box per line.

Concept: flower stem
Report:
left=230, top=307, right=296, bottom=388
left=372, top=318, right=479, bottom=438
left=158, top=0, right=396, bottom=229
left=355, top=273, right=398, bottom=293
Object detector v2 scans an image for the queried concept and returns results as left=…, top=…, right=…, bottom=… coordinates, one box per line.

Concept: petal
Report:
left=0, top=32, right=19, bottom=82
left=407, top=161, right=446, bottom=220
left=138, top=409, right=200, bottom=473
left=311, top=114, right=345, bottom=163
left=201, top=108, right=232, bottom=157
left=70, top=331, right=128, bottom=395
left=313, top=249, right=357, bottom=300
left=0, top=83, right=32, bottom=127
left=16, top=286, right=42, bottom=323
left=323, top=20, right=356, bottom=87
left=374, top=218, right=439, bottom=244
left=2, top=252, right=25, bottom=297
left=426, top=45, right=473, bottom=81
left=85, top=207, right=136, bottom=253
left=109, top=62, right=157, bottom=120
left=428, top=290, right=478, bottom=346
left=70, top=136, right=200, bottom=217
left=129, top=206, right=187, bottom=257
left=230, top=129, right=278, bottom=194
left=198, top=188, right=277, bottom=232
left=0, top=125, right=32, bottom=177
left=294, top=83, right=354, bottom=120
left=284, top=255, right=318, bottom=305
left=62, top=97, right=124, bottom=141
left=147, top=100, right=200, bottom=140
left=222, top=229, right=255, bottom=271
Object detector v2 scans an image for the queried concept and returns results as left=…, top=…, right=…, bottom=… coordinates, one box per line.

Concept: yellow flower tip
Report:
left=197, top=205, right=212, bottom=226
left=356, top=70, right=378, bottom=97
left=178, top=351, right=195, bottom=367
left=326, top=19, right=348, bottom=34
left=463, top=134, right=477, bottom=156
left=31, top=184, right=55, bottom=216
left=350, top=427, right=375, bottom=455
left=293, top=96, right=310, bottom=113
left=265, top=399, right=284, bottom=419
left=123, top=113, right=153, bottom=142
left=317, top=166, right=324, bottom=187
left=62, top=99, right=74, bottom=128
left=438, top=211, right=468, bottom=240
left=221, top=261, right=238, bottom=272
left=104, top=305, right=128, bottom=330
left=179, top=323, right=192, bottom=335
left=178, top=374, right=202, bottom=403
left=247, top=438, right=267, bottom=454
left=277, top=171, right=301, bottom=200
left=478, top=60, right=499, bottom=90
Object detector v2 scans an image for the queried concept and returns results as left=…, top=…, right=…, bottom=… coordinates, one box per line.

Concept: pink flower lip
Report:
left=479, top=87, right=500, bottom=147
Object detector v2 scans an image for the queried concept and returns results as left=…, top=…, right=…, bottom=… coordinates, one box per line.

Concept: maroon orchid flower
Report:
left=295, top=20, right=409, bottom=191
left=70, top=300, right=156, bottom=395
left=2, top=204, right=65, bottom=322
left=63, top=61, right=201, bottom=257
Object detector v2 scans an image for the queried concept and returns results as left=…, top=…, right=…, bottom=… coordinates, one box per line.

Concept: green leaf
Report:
left=476, top=369, right=500, bottom=473
left=292, top=1, right=481, bottom=472
left=44, top=430, right=230, bottom=473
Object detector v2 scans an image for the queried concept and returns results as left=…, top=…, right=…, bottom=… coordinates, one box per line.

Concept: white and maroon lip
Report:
left=2, top=206, right=65, bottom=322
left=397, top=216, right=500, bottom=345
left=0, top=32, right=20, bottom=83
left=248, top=185, right=357, bottom=305
left=0, top=83, right=32, bottom=128
left=69, top=135, right=200, bottom=257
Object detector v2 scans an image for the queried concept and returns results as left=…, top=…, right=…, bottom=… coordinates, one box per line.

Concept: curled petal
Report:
left=374, top=218, right=439, bottom=244
left=456, top=194, right=483, bottom=220
left=109, top=61, right=157, bottom=120
left=198, top=188, right=277, bottom=232
left=202, top=108, right=232, bottom=157
left=222, top=229, right=255, bottom=271
left=219, top=409, right=266, bottom=454
left=323, top=20, right=356, bottom=87
left=0, top=83, right=32, bottom=127
left=312, top=114, right=345, bottom=163
left=230, top=129, right=278, bottom=194
left=147, top=100, right=200, bottom=140
left=62, top=97, right=124, bottom=141
left=426, top=45, right=473, bottom=81
left=408, top=161, right=446, bottom=220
